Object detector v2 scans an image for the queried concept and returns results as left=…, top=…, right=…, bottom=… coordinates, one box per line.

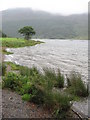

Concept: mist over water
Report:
left=5, top=39, right=88, bottom=82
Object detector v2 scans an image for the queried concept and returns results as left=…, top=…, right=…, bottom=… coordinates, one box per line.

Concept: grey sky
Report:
left=0, top=0, right=89, bottom=15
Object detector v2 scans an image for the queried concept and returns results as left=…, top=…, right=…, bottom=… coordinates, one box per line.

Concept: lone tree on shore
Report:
left=18, top=26, right=36, bottom=40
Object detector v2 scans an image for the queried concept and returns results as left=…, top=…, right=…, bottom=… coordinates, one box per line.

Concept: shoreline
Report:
left=2, top=38, right=89, bottom=119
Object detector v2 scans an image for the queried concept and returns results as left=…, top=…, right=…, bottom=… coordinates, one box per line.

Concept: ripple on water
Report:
left=5, top=39, right=88, bottom=82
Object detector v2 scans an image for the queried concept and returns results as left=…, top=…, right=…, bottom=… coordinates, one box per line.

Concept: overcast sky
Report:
left=0, top=0, right=89, bottom=15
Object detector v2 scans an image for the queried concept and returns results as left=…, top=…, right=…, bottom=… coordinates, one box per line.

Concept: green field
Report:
left=0, top=37, right=43, bottom=48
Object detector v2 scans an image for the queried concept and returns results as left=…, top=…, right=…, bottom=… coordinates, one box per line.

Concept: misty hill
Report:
left=2, top=8, right=88, bottom=39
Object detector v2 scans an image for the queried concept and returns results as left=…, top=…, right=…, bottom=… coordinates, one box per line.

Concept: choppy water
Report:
left=5, top=39, right=88, bottom=82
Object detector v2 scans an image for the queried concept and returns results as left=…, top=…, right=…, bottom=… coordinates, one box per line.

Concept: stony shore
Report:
left=2, top=89, right=52, bottom=118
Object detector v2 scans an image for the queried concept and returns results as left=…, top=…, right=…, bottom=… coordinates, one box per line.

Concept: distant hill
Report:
left=1, top=8, right=88, bottom=39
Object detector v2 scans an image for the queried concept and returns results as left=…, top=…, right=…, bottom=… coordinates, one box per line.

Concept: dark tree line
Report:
left=0, top=31, right=7, bottom=37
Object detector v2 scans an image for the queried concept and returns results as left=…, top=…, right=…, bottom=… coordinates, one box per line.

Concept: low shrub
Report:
left=20, top=83, right=45, bottom=104
left=3, top=72, right=20, bottom=90
left=2, top=72, right=29, bottom=91
left=30, top=85, right=45, bottom=104
left=20, top=83, right=32, bottom=95
left=22, top=94, right=32, bottom=101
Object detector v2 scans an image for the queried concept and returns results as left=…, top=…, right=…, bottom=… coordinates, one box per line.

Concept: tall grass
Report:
left=43, top=68, right=64, bottom=89
left=55, top=69, right=64, bottom=88
left=67, top=71, right=89, bottom=97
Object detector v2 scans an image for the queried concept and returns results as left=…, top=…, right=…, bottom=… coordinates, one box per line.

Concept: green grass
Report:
left=1, top=37, right=43, bottom=48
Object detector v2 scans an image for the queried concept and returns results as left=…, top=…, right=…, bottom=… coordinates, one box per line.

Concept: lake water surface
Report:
left=5, top=39, right=88, bottom=83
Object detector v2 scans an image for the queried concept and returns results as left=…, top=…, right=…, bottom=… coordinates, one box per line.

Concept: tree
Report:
left=0, top=30, right=7, bottom=38
left=2, top=32, right=7, bottom=38
left=18, top=26, right=36, bottom=40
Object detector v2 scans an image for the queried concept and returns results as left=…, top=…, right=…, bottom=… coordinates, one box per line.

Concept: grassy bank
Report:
left=1, top=62, right=89, bottom=118
left=0, top=37, right=43, bottom=55
left=1, top=38, right=43, bottom=48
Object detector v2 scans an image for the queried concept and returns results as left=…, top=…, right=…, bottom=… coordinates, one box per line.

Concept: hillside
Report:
left=2, top=8, right=88, bottom=39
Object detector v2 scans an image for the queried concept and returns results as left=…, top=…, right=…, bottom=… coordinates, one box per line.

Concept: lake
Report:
left=5, top=39, right=88, bottom=83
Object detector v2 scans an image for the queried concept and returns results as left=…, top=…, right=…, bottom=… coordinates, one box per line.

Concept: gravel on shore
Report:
left=2, top=89, right=52, bottom=118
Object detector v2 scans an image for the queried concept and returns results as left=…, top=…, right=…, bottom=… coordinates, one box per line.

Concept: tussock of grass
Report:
left=66, top=71, right=89, bottom=97
left=43, top=68, right=64, bottom=89
left=55, top=69, right=64, bottom=88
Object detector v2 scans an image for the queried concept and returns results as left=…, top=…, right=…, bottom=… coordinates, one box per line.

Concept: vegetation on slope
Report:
left=1, top=62, right=89, bottom=118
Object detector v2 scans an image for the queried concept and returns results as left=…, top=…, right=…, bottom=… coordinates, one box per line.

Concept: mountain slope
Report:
left=2, top=8, right=88, bottom=39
